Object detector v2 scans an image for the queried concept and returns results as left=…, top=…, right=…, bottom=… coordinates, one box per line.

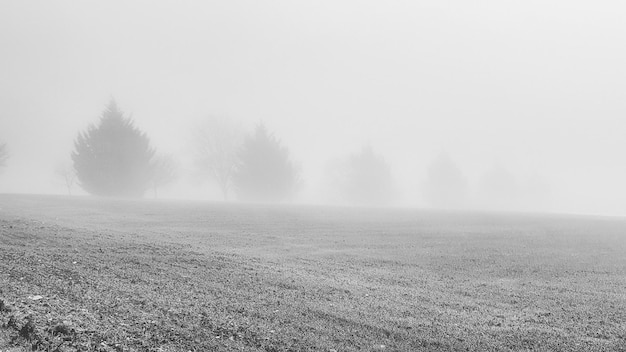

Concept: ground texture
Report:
left=0, top=195, right=625, bottom=351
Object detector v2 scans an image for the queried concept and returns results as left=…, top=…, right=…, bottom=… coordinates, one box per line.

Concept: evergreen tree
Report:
left=342, top=145, right=394, bottom=205
left=232, top=124, right=299, bottom=202
left=72, top=100, right=155, bottom=197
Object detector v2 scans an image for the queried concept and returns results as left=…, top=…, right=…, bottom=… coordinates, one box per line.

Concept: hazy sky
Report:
left=1, top=1, right=625, bottom=215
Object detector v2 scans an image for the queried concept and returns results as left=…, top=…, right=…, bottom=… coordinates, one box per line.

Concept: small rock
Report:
left=28, top=295, right=43, bottom=301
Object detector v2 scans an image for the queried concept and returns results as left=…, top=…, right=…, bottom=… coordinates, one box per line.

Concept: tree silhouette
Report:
left=328, top=145, right=394, bottom=205
left=478, top=162, right=519, bottom=210
left=72, top=100, right=155, bottom=197
left=0, top=143, right=8, bottom=170
left=151, top=154, right=178, bottom=198
left=193, top=116, right=244, bottom=200
left=54, top=161, right=77, bottom=195
left=232, top=123, right=299, bottom=202
left=423, top=152, right=468, bottom=209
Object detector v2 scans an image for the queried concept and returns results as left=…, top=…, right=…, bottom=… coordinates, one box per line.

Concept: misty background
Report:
left=0, top=1, right=625, bottom=216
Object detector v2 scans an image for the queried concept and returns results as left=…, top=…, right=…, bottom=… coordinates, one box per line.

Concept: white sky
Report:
left=0, top=1, right=625, bottom=215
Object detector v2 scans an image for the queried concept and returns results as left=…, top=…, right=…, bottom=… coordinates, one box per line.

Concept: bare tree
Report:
left=193, top=116, right=244, bottom=200
left=151, top=154, right=179, bottom=198
left=54, top=162, right=77, bottom=195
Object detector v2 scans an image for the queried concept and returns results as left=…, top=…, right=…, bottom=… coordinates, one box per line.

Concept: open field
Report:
left=0, top=194, right=625, bottom=351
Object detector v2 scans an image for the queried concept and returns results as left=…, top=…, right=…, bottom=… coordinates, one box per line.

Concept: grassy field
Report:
left=0, top=194, right=625, bottom=351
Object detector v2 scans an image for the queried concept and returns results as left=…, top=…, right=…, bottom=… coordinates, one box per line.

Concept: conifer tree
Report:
left=72, top=100, right=155, bottom=197
left=232, top=124, right=299, bottom=202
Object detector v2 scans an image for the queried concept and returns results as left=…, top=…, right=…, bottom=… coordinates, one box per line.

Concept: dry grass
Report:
left=0, top=194, right=625, bottom=351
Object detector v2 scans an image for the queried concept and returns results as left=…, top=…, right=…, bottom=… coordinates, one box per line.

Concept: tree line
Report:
left=67, top=100, right=404, bottom=204
left=1, top=99, right=542, bottom=209
left=70, top=100, right=303, bottom=202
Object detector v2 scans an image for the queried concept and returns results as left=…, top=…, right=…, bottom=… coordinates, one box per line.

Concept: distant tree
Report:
left=478, top=162, right=519, bottom=210
left=519, top=173, right=551, bottom=211
left=232, top=123, right=300, bottom=202
left=72, top=100, right=155, bottom=197
left=193, top=116, right=244, bottom=200
left=54, top=161, right=77, bottom=195
left=150, top=154, right=179, bottom=198
left=328, top=145, right=394, bottom=205
left=423, top=152, right=468, bottom=209
left=0, top=143, right=8, bottom=170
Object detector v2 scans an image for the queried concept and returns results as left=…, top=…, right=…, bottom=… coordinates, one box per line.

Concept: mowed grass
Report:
left=0, top=195, right=625, bottom=351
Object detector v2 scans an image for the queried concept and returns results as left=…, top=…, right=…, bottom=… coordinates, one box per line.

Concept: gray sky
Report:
left=1, top=1, right=625, bottom=215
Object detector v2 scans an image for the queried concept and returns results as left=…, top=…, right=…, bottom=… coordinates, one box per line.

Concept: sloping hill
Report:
left=1, top=195, right=625, bottom=351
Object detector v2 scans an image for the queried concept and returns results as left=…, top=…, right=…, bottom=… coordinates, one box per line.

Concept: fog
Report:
left=1, top=1, right=625, bottom=216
